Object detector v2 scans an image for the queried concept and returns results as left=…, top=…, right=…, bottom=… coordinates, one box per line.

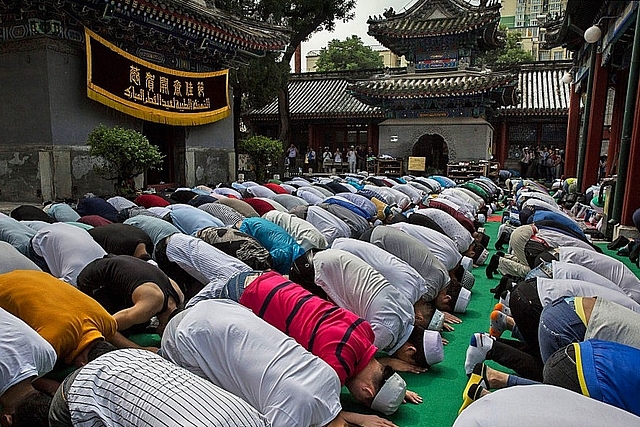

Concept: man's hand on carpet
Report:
left=444, top=312, right=462, bottom=324
left=378, top=357, right=428, bottom=374
left=404, top=390, right=423, bottom=404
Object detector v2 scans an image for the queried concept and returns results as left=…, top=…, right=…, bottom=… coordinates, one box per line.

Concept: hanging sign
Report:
left=85, top=28, right=230, bottom=126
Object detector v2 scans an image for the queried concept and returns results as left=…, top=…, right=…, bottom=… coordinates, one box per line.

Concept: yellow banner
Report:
left=85, top=28, right=230, bottom=126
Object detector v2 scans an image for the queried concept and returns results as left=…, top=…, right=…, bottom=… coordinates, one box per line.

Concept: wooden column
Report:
left=564, top=83, right=581, bottom=178
left=367, top=123, right=378, bottom=152
left=498, top=121, right=509, bottom=167
left=621, top=73, right=640, bottom=225
left=607, top=70, right=628, bottom=175
left=582, top=53, right=609, bottom=191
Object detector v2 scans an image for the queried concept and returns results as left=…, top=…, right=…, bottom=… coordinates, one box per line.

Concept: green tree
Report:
left=87, top=124, right=164, bottom=195
left=215, top=0, right=357, bottom=145
left=475, top=27, right=534, bottom=70
left=239, top=135, right=284, bottom=182
left=315, top=36, right=384, bottom=72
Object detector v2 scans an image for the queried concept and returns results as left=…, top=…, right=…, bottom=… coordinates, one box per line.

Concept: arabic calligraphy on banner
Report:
left=85, top=28, right=230, bottom=126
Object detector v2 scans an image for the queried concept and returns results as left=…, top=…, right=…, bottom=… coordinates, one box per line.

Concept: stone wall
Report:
left=0, top=37, right=237, bottom=201
left=378, top=117, right=494, bottom=165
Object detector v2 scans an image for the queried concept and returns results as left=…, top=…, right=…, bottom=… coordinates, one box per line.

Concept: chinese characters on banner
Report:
left=85, top=28, right=230, bottom=126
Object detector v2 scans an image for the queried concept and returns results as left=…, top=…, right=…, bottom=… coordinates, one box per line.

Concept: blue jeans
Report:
left=525, top=261, right=552, bottom=280
left=219, top=270, right=259, bottom=302
left=538, top=297, right=586, bottom=363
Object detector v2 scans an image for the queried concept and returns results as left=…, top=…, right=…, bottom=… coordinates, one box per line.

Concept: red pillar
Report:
left=607, top=70, right=628, bottom=175
left=294, top=44, right=302, bottom=74
left=582, top=53, right=609, bottom=191
left=621, top=73, right=640, bottom=226
left=564, top=83, right=581, bottom=177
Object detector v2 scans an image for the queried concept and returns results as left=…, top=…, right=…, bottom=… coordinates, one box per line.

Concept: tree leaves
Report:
left=87, top=124, right=164, bottom=194
left=315, top=35, right=384, bottom=72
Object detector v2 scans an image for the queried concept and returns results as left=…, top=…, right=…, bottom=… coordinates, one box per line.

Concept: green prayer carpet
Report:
left=340, top=219, right=640, bottom=427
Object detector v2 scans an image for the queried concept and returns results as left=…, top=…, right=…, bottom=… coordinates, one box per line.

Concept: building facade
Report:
left=0, top=0, right=288, bottom=202
left=500, top=0, right=569, bottom=61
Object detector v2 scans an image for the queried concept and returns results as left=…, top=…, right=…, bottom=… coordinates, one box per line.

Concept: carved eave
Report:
left=348, top=69, right=519, bottom=108
left=367, top=0, right=503, bottom=57
left=0, top=0, right=290, bottom=69
left=542, top=0, right=604, bottom=51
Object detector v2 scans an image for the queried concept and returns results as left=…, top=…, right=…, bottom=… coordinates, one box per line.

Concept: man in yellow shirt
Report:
left=0, top=270, right=148, bottom=367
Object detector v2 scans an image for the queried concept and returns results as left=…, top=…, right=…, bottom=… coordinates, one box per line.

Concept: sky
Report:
left=299, top=0, right=414, bottom=71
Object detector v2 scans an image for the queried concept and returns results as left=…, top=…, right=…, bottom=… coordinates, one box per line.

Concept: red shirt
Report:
left=239, top=271, right=377, bottom=384
left=134, top=194, right=171, bottom=208
left=263, top=183, right=288, bottom=194
left=242, top=198, right=276, bottom=216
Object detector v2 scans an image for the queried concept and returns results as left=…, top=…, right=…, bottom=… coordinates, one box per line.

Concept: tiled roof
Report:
left=368, top=0, right=501, bottom=39
left=499, top=62, right=571, bottom=116
left=62, top=0, right=290, bottom=55
left=247, top=74, right=385, bottom=120
left=348, top=70, right=518, bottom=100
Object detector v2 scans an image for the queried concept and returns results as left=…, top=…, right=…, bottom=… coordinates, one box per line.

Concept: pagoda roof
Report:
left=499, top=61, right=571, bottom=116
left=348, top=69, right=518, bottom=102
left=248, top=62, right=568, bottom=123
left=247, top=72, right=385, bottom=121
left=54, top=0, right=289, bottom=66
left=367, top=0, right=502, bottom=42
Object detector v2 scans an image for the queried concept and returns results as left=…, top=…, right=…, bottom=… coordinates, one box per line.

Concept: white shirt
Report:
left=411, top=208, right=473, bottom=254
left=263, top=210, right=327, bottom=251
left=559, top=246, right=640, bottom=303
left=246, top=185, right=277, bottom=199
left=536, top=278, right=640, bottom=313
left=162, top=300, right=342, bottom=427
left=368, top=226, right=450, bottom=302
left=64, top=348, right=270, bottom=427
left=453, top=384, right=640, bottom=427
left=551, top=261, right=620, bottom=291
left=393, top=184, right=422, bottom=204
left=313, top=249, right=415, bottom=354
left=296, top=187, right=324, bottom=205
left=0, top=307, right=56, bottom=395
left=305, top=206, right=351, bottom=246
left=331, top=237, right=426, bottom=304
left=106, top=196, right=137, bottom=212
left=536, top=228, right=594, bottom=251
left=389, top=222, right=462, bottom=271
left=30, top=222, right=107, bottom=286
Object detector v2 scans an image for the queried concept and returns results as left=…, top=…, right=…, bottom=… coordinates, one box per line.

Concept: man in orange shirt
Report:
left=0, top=270, right=149, bottom=367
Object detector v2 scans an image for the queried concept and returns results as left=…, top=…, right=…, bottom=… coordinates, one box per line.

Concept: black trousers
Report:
left=543, top=344, right=581, bottom=393
left=486, top=279, right=544, bottom=381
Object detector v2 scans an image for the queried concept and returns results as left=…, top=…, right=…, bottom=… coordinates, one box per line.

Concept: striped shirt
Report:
left=239, top=272, right=377, bottom=385
left=198, top=202, right=245, bottom=226
left=165, top=233, right=252, bottom=306
left=56, top=348, right=270, bottom=427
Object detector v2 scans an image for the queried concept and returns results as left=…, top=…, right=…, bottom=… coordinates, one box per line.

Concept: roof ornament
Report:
left=383, top=7, right=395, bottom=19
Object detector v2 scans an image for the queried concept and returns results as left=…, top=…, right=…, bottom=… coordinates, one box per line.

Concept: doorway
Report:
left=413, top=134, right=448, bottom=174
left=142, top=122, right=186, bottom=186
